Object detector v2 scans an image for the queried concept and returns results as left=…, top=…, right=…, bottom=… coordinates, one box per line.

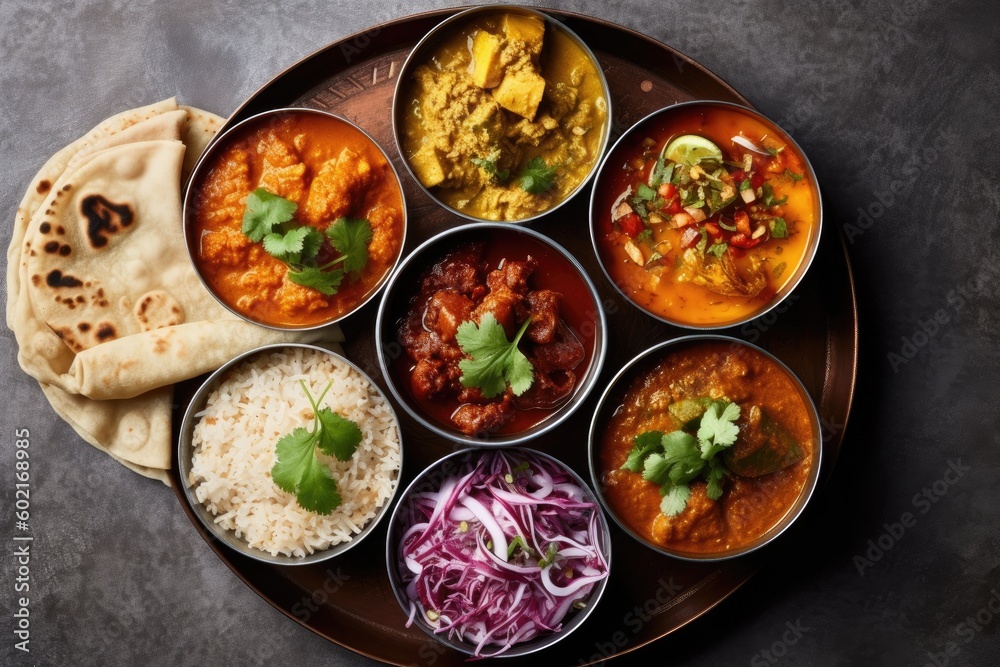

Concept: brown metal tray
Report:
left=170, top=8, right=858, bottom=665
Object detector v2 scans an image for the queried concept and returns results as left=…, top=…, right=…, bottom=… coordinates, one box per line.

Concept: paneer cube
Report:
left=471, top=30, right=504, bottom=88
left=492, top=68, right=546, bottom=120
left=502, top=14, right=545, bottom=56
left=410, top=143, right=446, bottom=188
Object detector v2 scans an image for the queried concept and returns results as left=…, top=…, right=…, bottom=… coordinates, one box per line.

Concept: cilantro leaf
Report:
left=270, top=381, right=360, bottom=515
left=784, top=169, right=804, bottom=182
left=705, top=458, right=729, bottom=500
left=623, top=431, right=665, bottom=472
left=457, top=314, right=534, bottom=398
left=240, top=188, right=373, bottom=297
left=243, top=188, right=297, bottom=242
left=472, top=155, right=510, bottom=182
left=697, top=402, right=741, bottom=459
left=315, top=408, right=363, bottom=461
left=518, top=157, right=559, bottom=194
left=642, top=453, right=673, bottom=485
left=770, top=217, right=788, bottom=239
left=263, top=225, right=313, bottom=260
left=271, top=428, right=317, bottom=494
left=326, top=217, right=372, bottom=275
left=660, top=485, right=691, bottom=517
left=299, top=227, right=326, bottom=262
left=706, top=242, right=727, bottom=258
left=761, top=183, right=788, bottom=208
left=622, top=398, right=743, bottom=517
left=288, top=266, right=344, bottom=295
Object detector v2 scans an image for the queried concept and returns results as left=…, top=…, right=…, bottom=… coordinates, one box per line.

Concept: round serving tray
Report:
left=170, top=8, right=858, bottom=665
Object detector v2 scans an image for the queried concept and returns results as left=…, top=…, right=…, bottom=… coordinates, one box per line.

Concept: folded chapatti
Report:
left=7, top=99, right=343, bottom=483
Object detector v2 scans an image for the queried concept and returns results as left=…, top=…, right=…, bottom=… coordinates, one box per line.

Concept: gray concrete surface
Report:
left=2, top=0, right=998, bottom=665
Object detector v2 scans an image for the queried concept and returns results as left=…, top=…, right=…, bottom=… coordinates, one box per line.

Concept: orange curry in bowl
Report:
left=592, top=103, right=818, bottom=327
left=597, top=340, right=816, bottom=556
left=187, top=110, right=404, bottom=328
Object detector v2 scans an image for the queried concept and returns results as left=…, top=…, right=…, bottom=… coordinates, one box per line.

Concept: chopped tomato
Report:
left=618, top=213, right=644, bottom=238
left=732, top=170, right=746, bottom=183
left=657, top=183, right=678, bottom=199
left=704, top=222, right=722, bottom=237
left=750, top=172, right=766, bottom=189
left=730, top=233, right=762, bottom=249
left=734, top=210, right=752, bottom=236
left=666, top=198, right=683, bottom=214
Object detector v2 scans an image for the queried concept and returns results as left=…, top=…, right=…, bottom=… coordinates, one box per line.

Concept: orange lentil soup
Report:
left=593, top=104, right=818, bottom=327
left=598, top=341, right=815, bottom=555
left=188, top=112, right=404, bottom=327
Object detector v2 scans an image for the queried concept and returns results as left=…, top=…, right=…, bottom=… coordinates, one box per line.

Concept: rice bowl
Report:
left=183, top=345, right=402, bottom=560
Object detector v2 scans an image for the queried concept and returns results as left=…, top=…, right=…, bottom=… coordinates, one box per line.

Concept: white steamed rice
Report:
left=189, top=347, right=401, bottom=557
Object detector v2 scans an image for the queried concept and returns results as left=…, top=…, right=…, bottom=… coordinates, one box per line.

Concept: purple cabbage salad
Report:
left=394, top=449, right=609, bottom=658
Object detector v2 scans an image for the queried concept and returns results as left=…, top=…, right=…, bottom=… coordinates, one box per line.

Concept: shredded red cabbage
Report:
left=395, top=450, right=609, bottom=658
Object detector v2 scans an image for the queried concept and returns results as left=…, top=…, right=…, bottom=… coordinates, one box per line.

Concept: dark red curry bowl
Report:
left=375, top=223, right=607, bottom=447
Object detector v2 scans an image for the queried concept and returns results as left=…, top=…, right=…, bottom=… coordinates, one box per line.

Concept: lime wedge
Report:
left=662, top=134, right=723, bottom=167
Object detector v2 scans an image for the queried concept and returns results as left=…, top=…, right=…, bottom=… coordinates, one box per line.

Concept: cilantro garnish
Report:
left=706, top=242, right=728, bottom=259
left=456, top=314, right=534, bottom=399
left=784, top=169, right=804, bottom=182
left=240, top=188, right=372, bottom=296
left=472, top=154, right=510, bottom=182
left=760, top=183, right=788, bottom=208
left=242, top=188, right=297, bottom=242
left=770, top=217, right=789, bottom=239
left=271, top=380, right=363, bottom=515
left=517, top=157, right=559, bottom=194
left=621, top=400, right=741, bottom=516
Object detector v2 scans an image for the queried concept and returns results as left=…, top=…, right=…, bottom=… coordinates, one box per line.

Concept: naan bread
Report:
left=7, top=99, right=343, bottom=484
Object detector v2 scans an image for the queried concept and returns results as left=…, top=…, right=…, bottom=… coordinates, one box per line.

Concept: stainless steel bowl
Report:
left=177, top=343, right=403, bottom=565
left=385, top=447, right=612, bottom=658
left=392, top=5, right=612, bottom=225
left=375, top=222, right=607, bottom=447
left=183, top=107, right=407, bottom=331
left=588, top=335, right=823, bottom=561
left=589, top=100, right=823, bottom=330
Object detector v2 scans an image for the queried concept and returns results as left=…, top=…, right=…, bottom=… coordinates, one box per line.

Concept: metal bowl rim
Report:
left=182, top=106, right=409, bottom=332
left=374, top=221, right=608, bottom=447
left=177, top=342, right=405, bottom=565
left=586, top=333, right=823, bottom=562
left=587, top=99, right=824, bottom=330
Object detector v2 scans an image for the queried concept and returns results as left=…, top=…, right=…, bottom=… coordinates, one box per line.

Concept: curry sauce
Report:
left=599, top=341, right=815, bottom=555
left=398, top=10, right=608, bottom=221
left=189, top=112, right=404, bottom=327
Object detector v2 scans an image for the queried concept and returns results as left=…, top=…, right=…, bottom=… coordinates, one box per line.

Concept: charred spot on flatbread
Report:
left=43, top=241, right=71, bottom=256
left=37, top=180, right=51, bottom=194
left=134, top=290, right=185, bottom=331
left=95, top=322, right=117, bottom=342
left=81, top=195, right=134, bottom=248
left=53, top=327, right=85, bottom=353
left=46, top=270, right=83, bottom=288
left=39, top=222, right=51, bottom=234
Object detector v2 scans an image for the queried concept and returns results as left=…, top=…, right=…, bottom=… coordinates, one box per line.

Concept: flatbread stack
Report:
left=7, top=99, right=343, bottom=484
